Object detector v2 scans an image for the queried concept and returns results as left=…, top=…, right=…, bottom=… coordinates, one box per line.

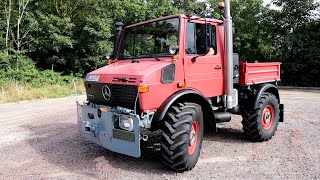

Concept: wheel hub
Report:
left=189, top=130, right=196, bottom=146
left=261, top=105, right=274, bottom=130
left=264, top=111, right=271, bottom=124
left=188, top=121, right=199, bottom=155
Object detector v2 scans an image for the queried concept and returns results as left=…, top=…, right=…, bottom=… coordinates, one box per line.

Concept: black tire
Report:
left=242, top=92, right=280, bottom=142
left=160, top=102, right=204, bottom=171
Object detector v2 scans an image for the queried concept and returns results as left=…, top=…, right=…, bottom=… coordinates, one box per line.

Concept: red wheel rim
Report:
left=261, top=105, right=274, bottom=130
left=188, top=121, right=199, bottom=155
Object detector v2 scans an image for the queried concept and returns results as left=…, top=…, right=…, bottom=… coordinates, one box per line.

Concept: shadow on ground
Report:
left=206, top=127, right=252, bottom=143
left=23, top=122, right=172, bottom=177
left=23, top=122, right=249, bottom=177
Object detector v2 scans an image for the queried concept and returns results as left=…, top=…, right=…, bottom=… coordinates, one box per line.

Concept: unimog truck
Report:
left=77, top=1, right=284, bottom=171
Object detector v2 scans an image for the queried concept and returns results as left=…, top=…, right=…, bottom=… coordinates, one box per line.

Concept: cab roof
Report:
left=125, top=14, right=223, bottom=29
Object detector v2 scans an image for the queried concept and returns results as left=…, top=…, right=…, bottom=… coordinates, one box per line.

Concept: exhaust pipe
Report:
left=224, top=0, right=234, bottom=109
left=113, top=22, right=124, bottom=59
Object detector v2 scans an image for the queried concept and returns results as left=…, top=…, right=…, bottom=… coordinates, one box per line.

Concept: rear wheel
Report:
left=160, top=102, right=203, bottom=171
left=242, top=92, right=280, bottom=142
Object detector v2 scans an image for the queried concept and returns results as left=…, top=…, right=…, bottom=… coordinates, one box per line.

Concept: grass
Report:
left=0, top=80, right=85, bottom=104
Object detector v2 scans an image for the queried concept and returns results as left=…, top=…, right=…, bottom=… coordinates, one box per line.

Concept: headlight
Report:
left=85, top=75, right=100, bottom=82
left=119, top=116, right=134, bottom=132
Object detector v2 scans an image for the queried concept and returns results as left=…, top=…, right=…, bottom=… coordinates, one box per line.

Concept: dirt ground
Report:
left=0, top=89, right=319, bottom=179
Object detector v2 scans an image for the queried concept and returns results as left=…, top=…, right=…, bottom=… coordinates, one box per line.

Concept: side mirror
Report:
left=103, top=52, right=113, bottom=60
left=169, top=44, right=179, bottom=55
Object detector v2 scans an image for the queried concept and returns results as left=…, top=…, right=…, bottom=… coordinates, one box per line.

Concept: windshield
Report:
left=118, top=18, right=179, bottom=60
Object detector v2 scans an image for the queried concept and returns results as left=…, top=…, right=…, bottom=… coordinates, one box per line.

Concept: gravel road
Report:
left=0, top=89, right=319, bottom=179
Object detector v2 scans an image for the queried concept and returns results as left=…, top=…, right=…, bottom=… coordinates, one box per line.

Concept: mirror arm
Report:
left=175, top=48, right=179, bottom=55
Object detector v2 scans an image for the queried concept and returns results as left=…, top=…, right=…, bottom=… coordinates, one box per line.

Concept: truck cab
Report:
left=78, top=12, right=284, bottom=171
left=86, top=15, right=227, bottom=113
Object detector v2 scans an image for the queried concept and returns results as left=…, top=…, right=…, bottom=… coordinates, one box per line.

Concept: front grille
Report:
left=112, top=77, right=137, bottom=84
left=85, top=82, right=138, bottom=109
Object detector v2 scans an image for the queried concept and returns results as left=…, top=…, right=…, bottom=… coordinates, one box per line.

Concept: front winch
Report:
left=77, top=103, right=141, bottom=158
left=83, top=121, right=99, bottom=135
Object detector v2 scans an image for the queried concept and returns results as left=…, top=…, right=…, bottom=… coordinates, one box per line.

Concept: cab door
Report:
left=184, top=21, right=224, bottom=97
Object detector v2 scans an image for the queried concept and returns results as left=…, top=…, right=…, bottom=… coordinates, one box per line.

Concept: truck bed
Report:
left=239, top=62, right=281, bottom=86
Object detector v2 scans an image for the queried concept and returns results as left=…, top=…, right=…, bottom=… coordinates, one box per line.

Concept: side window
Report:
left=196, top=23, right=207, bottom=55
left=211, top=25, right=217, bottom=55
left=186, top=22, right=217, bottom=55
left=186, top=23, right=196, bottom=54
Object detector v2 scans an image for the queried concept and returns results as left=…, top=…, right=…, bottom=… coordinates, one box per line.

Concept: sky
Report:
left=197, top=0, right=276, bottom=8
left=198, top=0, right=320, bottom=6
left=263, top=0, right=278, bottom=9
left=198, top=0, right=320, bottom=10
left=264, top=0, right=320, bottom=4
left=263, top=0, right=320, bottom=17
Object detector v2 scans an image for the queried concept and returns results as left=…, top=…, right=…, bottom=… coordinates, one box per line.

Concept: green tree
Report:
left=265, top=0, right=320, bottom=86
left=0, top=3, right=6, bottom=50
left=27, top=0, right=113, bottom=75
left=1, top=0, right=319, bottom=86
left=209, top=0, right=274, bottom=61
left=230, top=0, right=273, bottom=62
left=172, top=0, right=206, bottom=16
left=27, top=12, right=75, bottom=72
left=145, top=0, right=181, bottom=19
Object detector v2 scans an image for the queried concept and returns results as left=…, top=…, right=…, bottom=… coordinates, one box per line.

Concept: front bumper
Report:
left=77, top=103, right=141, bottom=158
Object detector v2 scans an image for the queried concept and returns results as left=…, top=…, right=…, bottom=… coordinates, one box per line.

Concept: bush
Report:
left=0, top=68, right=84, bottom=103
left=0, top=50, right=36, bottom=71
left=0, top=53, right=84, bottom=103
left=0, top=68, right=81, bottom=88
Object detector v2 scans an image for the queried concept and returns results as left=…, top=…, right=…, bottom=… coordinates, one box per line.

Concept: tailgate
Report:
left=239, top=62, right=281, bottom=86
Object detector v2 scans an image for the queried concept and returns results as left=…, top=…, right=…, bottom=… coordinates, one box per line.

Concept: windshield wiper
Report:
left=127, top=54, right=171, bottom=61
left=124, top=56, right=140, bottom=63
left=132, top=59, right=140, bottom=63
left=135, top=55, right=162, bottom=61
left=151, top=55, right=161, bottom=61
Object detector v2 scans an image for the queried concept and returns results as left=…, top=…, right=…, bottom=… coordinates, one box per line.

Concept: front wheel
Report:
left=160, top=102, right=204, bottom=171
left=242, top=92, right=280, bottom=142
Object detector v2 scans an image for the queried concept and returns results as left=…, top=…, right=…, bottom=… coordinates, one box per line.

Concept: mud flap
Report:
left=77, top=103, right=141, bottom=158
left=279, top=104, right=284, bottom=122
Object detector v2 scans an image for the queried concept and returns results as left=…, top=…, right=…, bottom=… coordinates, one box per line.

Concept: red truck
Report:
left=77, top=1, right=284, bottom=171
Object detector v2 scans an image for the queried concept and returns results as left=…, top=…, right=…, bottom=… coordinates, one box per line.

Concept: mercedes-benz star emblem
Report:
left=102, top=85, right=111, bottom=101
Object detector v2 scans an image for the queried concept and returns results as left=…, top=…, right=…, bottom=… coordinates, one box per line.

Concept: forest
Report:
left=0, top=0, right=319, bottom=90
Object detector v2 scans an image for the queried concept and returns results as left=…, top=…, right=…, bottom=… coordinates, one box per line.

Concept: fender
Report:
left=253, top=83, right=284, bottom=122
left=152, top=89, right=215, bottom=130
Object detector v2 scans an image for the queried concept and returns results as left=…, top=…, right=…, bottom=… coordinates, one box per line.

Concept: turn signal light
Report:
left=99, top=108, right=109, bottom=112
left=106, top=59, right=113, bottom=65
left=218, top=2, right=225, bottom=9
left=172, top=55, right=178, bottom=61
left=138, top=86, right=149, bottom=93
left=178, top=82, right=186, bottom=88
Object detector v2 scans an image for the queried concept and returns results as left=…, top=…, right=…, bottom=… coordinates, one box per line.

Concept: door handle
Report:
left=191, top=56, right=199, bottom=63
left=215, top=65, right=222, bottom=70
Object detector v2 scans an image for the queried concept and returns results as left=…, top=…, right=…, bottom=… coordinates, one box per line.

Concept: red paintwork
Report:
left=87, top=14, right=281, bottom=112
left=183, top=18, right=224, bottom=97
left=262, top=105, right=274, bottom=130
left=89, top=57, right=186, bottom=111
left=239, top=62, right=281, bottom=86
left=188, top=121, right=199, bottom=155
left=92, top=58, right=172, bottom=84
